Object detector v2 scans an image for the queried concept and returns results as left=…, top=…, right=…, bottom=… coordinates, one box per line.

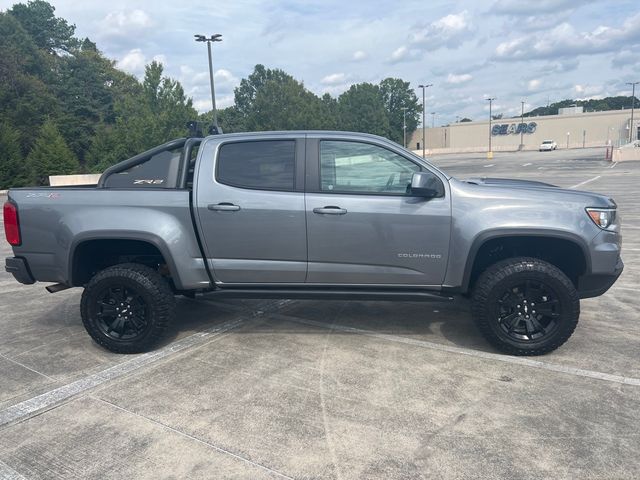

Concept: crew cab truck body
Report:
left=4, top=131, right=623, bottom=355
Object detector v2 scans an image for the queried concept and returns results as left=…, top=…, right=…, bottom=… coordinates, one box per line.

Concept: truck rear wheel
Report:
left=471, top=257, right=579, bottom=356
left=81, top=263, right=175, bottom=353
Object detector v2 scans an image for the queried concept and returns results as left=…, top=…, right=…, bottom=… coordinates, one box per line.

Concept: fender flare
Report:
left=68, top=231, right=183, bottom=289
left=460, top=228, right=592, bottom=293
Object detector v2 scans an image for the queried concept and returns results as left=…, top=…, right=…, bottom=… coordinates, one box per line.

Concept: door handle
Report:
left=313, top=206, right=347, bottom=215
left=208, top=203, right=241, bottom=212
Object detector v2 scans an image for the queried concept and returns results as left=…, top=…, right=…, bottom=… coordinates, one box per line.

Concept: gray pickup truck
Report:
left=4, top=131, right=623, bottom=355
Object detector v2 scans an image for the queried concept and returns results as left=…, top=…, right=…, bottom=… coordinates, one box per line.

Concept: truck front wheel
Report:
left=471, top=257, right=579, bottom=356
left=81, top=263, right=176, bottom=353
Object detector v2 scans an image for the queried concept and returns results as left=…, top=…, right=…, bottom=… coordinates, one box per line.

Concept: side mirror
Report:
left=410, top=171, right=445, bottom=198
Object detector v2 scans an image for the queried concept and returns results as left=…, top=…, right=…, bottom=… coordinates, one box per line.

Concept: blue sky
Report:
left=2, top=0, right=640, bottom=124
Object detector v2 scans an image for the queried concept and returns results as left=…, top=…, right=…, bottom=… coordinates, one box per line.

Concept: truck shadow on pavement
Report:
left=175, top=296, right=497, bottom=355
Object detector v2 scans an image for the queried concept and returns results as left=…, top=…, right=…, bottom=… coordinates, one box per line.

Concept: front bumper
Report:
left=5, top=257, right=35, bottom=285
left=578, top=256, right=624, bottom=299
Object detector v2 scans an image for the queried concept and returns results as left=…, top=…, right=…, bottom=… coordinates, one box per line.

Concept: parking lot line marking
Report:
left=262, top=310, right=640, bottom=388
left=483, top=164, right=494, bottom=168
left=0, top=317, right=248, bottom=429
left=0, top=459, right=26, bottom=480
left=570, top=175, right=601, bottom=189
left=93, top=396, right=295, bottom=480
left=522, top=163, right=532, bottom=167
left=610, top=162, right=618, bottom=169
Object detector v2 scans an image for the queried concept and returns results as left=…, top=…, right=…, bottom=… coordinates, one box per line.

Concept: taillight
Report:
left=3, top=201, right=21, bottom=246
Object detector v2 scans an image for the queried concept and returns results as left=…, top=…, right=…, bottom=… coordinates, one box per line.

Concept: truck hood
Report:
left=456, top=177, right=616, bottom=208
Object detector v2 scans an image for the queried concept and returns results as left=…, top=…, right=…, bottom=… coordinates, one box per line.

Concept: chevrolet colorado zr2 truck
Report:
left=3, top=131, right=623, bottom=355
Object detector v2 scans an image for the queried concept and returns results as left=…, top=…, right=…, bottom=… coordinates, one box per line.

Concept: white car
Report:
left=539, top=140, right=557, bottom=151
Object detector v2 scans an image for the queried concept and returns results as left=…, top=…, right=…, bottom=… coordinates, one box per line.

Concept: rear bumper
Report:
left=578, top=256, right=623, bottom=299
left=5, top=257, right=35, bottom=285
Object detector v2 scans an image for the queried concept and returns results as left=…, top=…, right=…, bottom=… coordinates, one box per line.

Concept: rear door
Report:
left=194, top=135, right=307, bottom=284
left=304, top=137, right=451, bottom=286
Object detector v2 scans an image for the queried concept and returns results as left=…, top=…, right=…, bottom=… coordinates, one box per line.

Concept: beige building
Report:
left=409, top=108, right=639, bottom=154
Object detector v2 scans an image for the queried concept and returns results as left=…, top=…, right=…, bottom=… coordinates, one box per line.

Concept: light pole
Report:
left=431, top=112, right=436, bottom=128
left=486, top=97, right=496, bottom=155
left=519, top=100, right=525, bottom=150
left=418, top=84, right=432, bottom=158
left=626, top=81, right=639, bottom=143
left=566, top=131, right=570, bottom=149
left=195, top=34, right=222, bottom=129
left=402, top=106, right=408, bottom=148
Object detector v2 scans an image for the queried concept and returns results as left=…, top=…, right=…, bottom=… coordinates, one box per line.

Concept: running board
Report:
left=204, top=288, right=453, bottom=302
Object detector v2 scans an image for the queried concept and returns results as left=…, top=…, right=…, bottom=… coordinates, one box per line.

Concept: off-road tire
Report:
left=81, top=263, right=175, bottom=353
left=471, top=257, right=580, bottom=356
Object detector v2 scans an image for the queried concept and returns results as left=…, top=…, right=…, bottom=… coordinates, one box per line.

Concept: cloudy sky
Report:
left=2, top=0, right=640, bottom=124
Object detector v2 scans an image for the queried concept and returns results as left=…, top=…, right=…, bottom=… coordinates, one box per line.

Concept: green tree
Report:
left=379, top=78, right=421, bottom=145
left=200, top=106, right=247, bottom=133
left=0, top=12, right=59, bottom=154
left=460, top=117, right=472, bottom=122
left=55, top=43, right=138, bottom=163
left=0, top=123, right=30, bottom=188
left=337, top=83, right=390, bottom=137
left=86, top=62, right=196, bottom=171
left=232, top=64, right=330, bottom=131
left=9, top=0, right=77, bottom=53
left=27, top=120, right=79, bottom=185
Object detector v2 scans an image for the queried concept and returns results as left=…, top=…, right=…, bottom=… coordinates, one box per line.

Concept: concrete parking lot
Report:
left=1, top=147, right=638, bottom=479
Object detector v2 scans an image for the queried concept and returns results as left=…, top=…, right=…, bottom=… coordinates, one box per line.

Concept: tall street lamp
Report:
left=418, top=84, right=432, bottom=158
left=626, top=81, right=639, bottom=143
left=195, top=34, right=222, bottom=129
left=486, top=97, right=496, bottom=156
left=402, top=106, right=408, bottom=148
left=519, top=100, right=525, bottom=150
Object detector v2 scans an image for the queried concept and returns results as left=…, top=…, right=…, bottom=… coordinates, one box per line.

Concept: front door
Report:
left=305, top=138, right=451, bottom=285
left=195, top=137, right=307, bottom=284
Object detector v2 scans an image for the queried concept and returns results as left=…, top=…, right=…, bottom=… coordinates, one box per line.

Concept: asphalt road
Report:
left=1, top=147, right=638, bottom=479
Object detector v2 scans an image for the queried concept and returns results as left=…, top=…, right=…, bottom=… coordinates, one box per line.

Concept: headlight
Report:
left=586, top=208, right=616, bottom=229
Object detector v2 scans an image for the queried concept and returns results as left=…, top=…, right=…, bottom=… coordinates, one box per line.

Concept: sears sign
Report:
left=492, top=122, right=537, bottom=136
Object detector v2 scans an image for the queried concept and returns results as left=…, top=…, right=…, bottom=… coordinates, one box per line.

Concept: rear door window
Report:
left=216, top=140, right=295, bottom=191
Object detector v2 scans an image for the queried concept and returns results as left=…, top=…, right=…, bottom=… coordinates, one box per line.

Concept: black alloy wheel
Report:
left=472, top=257, right=580, bottom=356
left=81, top=263, right=175, bottom=353
left=94, top=285, right=150, bottom=341
left=495, top=280, right=561, bottom=342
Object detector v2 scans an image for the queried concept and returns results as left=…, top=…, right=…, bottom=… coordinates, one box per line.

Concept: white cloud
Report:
left=388, top=45, right=420, bottom=63
left=490, top=0, right=594, bottom=15
left=391, top=46, right=408, bottom=61
left=214, top=69, right=238, bottom=85
left=117, top=50, right=168, bottom=75
left=117, top=49, right=146, bottom=74
left=446, top=73, right=473, bottom=84
left=574, top=84, right=604, bottom=99
left=528, top=79, right=542, bottom=91
left=410, top=11, right=474, bottom=49
left=194, top=93, right=234, bottom=113
left=101, top=9, right=153, bottom=36
left=494, top=13, right=640, bottom=61
left=321, top=73, right=347, bottom=85
left=352, top=50, right=367, bottom=61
